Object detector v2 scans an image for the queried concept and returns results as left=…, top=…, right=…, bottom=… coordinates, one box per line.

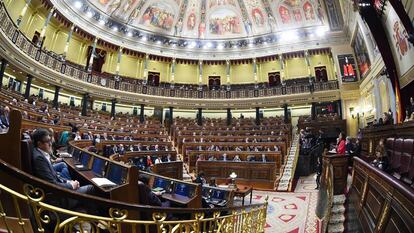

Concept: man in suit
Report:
left=0, top=106, right=10, bottom=128
left=31, top=128, right=94, bottom=195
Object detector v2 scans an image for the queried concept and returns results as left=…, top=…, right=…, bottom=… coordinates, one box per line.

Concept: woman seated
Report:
left=336, top=132, right=346, bottom=154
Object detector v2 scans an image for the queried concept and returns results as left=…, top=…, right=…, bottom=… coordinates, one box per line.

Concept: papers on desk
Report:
left=57, top=152, right=72, bottom=158
left=91, top=178, right=116, bottom=188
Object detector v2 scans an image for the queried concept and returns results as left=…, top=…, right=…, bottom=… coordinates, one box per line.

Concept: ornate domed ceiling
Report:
left=52, top=0, right=346, bottom=59
left=87, top=0, right=325, bottom=39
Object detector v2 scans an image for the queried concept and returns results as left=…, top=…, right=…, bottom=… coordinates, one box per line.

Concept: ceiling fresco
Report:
left=84, top=0, right=327, bottom=39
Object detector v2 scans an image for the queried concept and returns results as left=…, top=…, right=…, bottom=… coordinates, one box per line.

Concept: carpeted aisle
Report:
left=237, top=175, right=320, bottom=233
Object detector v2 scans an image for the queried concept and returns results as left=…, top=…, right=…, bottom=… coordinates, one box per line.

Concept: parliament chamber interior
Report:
left=0, top=0, right=413, bottom=232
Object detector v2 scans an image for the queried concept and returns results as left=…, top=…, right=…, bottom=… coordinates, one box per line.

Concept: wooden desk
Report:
left=161, top=193, right=194, bottom=205
left=198, top=161, right=277, bottom=190
left=143, top=171, right=202, bottom=208
left=63, top=155, right=139, bottom=206
left=234, top=185, right=253, bottom=206
left=152, top=161, right=183, bottom=180
left=187, top=151, right=282, bottom=172
left=182, top=142, right=287, bottom=159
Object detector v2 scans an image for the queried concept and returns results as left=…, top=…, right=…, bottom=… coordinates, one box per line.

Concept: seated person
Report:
left=233, top=155, right=242, bottom=162
left=246, top=154, right=256, bottom=162
left=137, top=174, right=169, bottom=208
left=208, top=178, right=217, bottom=187
left=208, top=155, right=216, bottom=161
left=261, top=154, right=267, bottom=162
left=194, top=171, right=206, bottom=185
left=220, top=153, right=227, bottom=161
left=345, top=137, right=354, bottom=155
left=154, top=156, right=162, bottom=164
left=164, top=154, right=172, bottom=162
left=31, top=129, right=94, bottom=197
left=372, top=138, right=388, bottom=170
left=336, top=132, right=346, bottom=154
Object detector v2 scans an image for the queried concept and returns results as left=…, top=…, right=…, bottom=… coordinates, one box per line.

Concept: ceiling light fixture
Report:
left=86, top=11, right=93, bottom=18
left=188, top=41, right=197, bottom=48
left=280, top=30, right=299, bottom=42
left=74, top=1, right=82, bottom=9
left=316, top=26, right=329, bottom=37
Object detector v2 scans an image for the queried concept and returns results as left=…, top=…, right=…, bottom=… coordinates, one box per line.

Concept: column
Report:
left=63, top=24, right=75, bottom=59
left=311, top=102, right=317, bottom=120
left=198, top=60, right=203, bottom=86
left=115, top=47, right=123, bottom=76
left=255, top=107, right=260, bottom=125
left=16, top=0, right=32, bottom=28
left=169, top=107, right=174, bottom=126
left=253, top=58, right=258, bottom=84
left=337, top=100, right=343, bottom=119
left=143, top=54, right=149, bottom=83
left=140, top=104, right=145, bottom=123
left=87, top=37, right=98, bottom=72
left=52, top=86, right=61, bottom=109
left=283, top=104, right=289, bottom=123
left=81, top=93, right=89, bottom=116
left=110, top=99, right=116, bottom=118
left=24, top=75, right=33, bottom=99
left=171, top=58, right=176, bottom=84
left=305, top=51, right=314, bottom=92
left=226, top=60, right=230, bottom=85
left=0, top=59, right=8, bottom=90
left=89, top=98, right=94, bottom=110
left=227, top=108, right=232, bottom=126
left=280, top=55, right=286, bottom=94
left=38, top=6, right=55, bottom=47
left=197, top=108, right=202, bottom=126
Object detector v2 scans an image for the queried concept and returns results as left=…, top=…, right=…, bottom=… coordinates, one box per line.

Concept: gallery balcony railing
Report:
left=0, top=2, right=338, bottom=100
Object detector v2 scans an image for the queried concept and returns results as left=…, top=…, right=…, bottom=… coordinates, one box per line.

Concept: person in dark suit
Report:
left=0, top=106, right=10, bottom=128
left=31, top=128, right=94, bottom=195
left=137, top=174, right=169, bottom=207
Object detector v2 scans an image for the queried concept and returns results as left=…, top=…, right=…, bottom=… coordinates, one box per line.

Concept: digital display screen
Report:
left=106, top=163, right=127, bottom=185
left=73, top=149, right=81, bottom=162
left=91, top=157, right=106, bottom=176
left=174, top=183, right=192, bottom=197
left=80, top=152, right=90, bottom=167
left=153, top=177, right=167, bottom=189
left=212, top=190, right=226, bottom=199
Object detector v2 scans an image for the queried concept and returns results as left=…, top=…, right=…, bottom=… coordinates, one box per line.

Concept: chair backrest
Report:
left=386, top=138, right=395, bottom=164
left=391, top=139, right=404, bottom=170
left=400, top=139, right=414, bottom=174
left=21, top=140, right=33, bottom=174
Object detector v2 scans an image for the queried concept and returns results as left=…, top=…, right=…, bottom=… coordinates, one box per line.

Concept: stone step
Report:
left=333, top=195, right=346, bottom=205
left=329, top=213, right=345, bottom=224
left=331, top=204, right=346, bottom=214
left=328, top=223, right=344, bottom=233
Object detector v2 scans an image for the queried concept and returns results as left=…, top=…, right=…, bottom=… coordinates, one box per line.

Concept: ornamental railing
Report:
left=0, top=1, right=338, bottom=100
left=0, top=157, right=268, bottom=233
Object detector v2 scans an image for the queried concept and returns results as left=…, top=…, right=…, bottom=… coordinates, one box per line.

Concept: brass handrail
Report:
left=0, top=182, right=268, bottom=233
